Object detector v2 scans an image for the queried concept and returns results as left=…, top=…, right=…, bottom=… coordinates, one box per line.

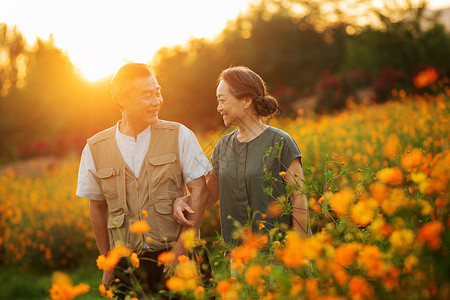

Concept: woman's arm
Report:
left=173, top=168, right=220, bottom=226
left=285, top=158, right=309, bottom=238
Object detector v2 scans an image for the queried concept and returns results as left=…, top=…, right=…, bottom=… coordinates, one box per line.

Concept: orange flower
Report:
left=129, top=220, right=150, bottom=234
left=414, top=68, right=439, bottom=88
left=158, top=251, right=175, bottom=265
left=194, top=286, right=205, bottom=298
left=230, top=230, right=268, bottom=263
left=417, top=221, right=444, bottom=250
left=245, top=265, right=263, bottom=286
left=146, top=236, right=152, bottom=245
left=349, top=276, right=374, bottom=299
left=96, top=244, right=130, bottom=272
left=329, top=188, right=354, bottom=217
left=289, top=276, right=304, bottom=297
left=383, top=133, right=401, bottom=158
left=383, top=265, right=401, bottom=291
left=130, top=252, right=139, bottom=268
left=357, top=245, right=385, bottom=278
left=267, top=200, right=283, bottom=218
left=369, top=182, right=388, bottom=204
left=334, top=243, right=359, bottom=268
left=105, top=290, right=114, bottom=298
left=305, top=278, right=318, bottom=299
left=165, top=277, right=184, bottom=292
left=277, top=231, right=306, bottom=268
left=49, top=271, right=90, bottom=300
left=98, top=284, right=106, bottom=295
left=142, top=209, right=148, bottom=218
left=401, top=148, right=424, bottom=170
left=217, top=280, right=232, bottom=295
left=351, top=198, right=378, bottom=226
left=177, top=254, right=189, bottom=264
left=377, top=167, right=403, bottom=185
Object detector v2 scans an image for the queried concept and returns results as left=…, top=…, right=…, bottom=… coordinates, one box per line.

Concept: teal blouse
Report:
left=211, top=126, right=302, bottom=244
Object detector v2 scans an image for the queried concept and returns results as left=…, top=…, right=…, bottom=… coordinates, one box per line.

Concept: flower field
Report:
left=0, top=89, right=449, bottom=299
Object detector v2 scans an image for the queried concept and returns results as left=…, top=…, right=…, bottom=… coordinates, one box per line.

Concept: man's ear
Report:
left=116, top=95, right=126, bottom=109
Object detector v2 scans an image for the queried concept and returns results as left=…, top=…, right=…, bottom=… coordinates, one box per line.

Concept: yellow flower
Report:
left=390, top=229, right=414, bottom=252
left=411, top=172, right=429, bottom=194
left=129, top=220, right=150, bottom=234
left=175, top=260, right=198, bottom=281
left=181, top=228, right=197, bottom=250
left=403, top=255, right=418, bottom=273
left=279, top=171, right=286, bottom=177
left=328, top=188, right=354, bottom=217
left=245, top=265, right=263, bottom=286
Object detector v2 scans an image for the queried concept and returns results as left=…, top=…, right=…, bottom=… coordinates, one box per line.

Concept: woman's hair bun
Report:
left=254, top=95, right=278, bottom=117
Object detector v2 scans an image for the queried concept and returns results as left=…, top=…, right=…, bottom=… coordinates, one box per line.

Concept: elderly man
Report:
left=76, top=63, right=211, bottom=298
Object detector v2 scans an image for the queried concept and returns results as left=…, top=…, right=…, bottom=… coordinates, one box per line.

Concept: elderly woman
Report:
left=175, top=66, right=309, bottom=244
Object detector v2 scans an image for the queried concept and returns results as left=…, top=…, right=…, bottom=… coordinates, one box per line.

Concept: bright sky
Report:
left=1, top=0, right=449, bottom=81
left=0, top=0, right=253, bottom=81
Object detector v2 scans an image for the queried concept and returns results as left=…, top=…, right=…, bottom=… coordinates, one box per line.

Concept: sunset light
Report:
left=1, top=0, right=252, bottom=81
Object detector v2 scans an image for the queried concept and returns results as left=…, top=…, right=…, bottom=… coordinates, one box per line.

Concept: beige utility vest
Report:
left=88, top=120, right=186, bottom=253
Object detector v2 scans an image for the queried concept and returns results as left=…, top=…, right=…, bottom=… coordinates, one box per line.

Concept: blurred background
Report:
left=0, top=0, right=449, bottom=164
left=1, top=1, right=449, bottom=298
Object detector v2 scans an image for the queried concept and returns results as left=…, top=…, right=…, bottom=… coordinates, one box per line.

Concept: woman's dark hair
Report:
left=219, top=66, right=278, bottom=117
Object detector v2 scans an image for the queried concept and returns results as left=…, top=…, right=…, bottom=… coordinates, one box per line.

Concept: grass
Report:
left=0, top=263, right=103, bottom=299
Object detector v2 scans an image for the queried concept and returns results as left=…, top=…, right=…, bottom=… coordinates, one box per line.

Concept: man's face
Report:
left=122, top=75, right=163, bottom=127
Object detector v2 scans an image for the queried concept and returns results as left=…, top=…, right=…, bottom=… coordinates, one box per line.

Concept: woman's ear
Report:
left=243, top=97, right=253, bottom=109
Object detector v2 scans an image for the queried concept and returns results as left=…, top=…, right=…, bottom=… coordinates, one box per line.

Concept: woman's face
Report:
left=216, top=80, right=246, bottom=127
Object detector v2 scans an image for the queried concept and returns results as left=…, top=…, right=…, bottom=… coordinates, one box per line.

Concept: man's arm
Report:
left=89, top=199, right=114, bottom=285
left=173, top=169, right=219, bottom=226
left=285, top=158, right=309, bottom=238
left=169, top=176, right=208, bottom=269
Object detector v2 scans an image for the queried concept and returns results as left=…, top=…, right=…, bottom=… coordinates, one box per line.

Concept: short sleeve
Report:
left=280, top=134, right=302, bottom=169
left=178, top=125, right=212, bottom=184
left=76, top=144, right=105, bottom=200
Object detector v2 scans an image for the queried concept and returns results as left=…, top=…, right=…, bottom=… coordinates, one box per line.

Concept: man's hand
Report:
left=102, top=269, right=115, bottom=287
left=173, top=195, right=195, bottom=226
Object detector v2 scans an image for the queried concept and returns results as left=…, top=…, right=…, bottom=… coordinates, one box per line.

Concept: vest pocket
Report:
left=107, top=208, right=127, bottom=248
left=154, top=199, right=181, bottom=243
left=148, top=153, right=178, bottom=185
left=97, top=167, right=120, bottom=200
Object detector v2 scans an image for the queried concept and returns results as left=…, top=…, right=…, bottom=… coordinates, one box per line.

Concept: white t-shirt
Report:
left=76, top=122, right=212, bottom=200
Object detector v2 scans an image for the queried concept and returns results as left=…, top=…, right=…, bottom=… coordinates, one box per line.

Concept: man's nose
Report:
left=217, top=103, right=222, bottom=112
left=149, top=95, right=161, bottom=105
